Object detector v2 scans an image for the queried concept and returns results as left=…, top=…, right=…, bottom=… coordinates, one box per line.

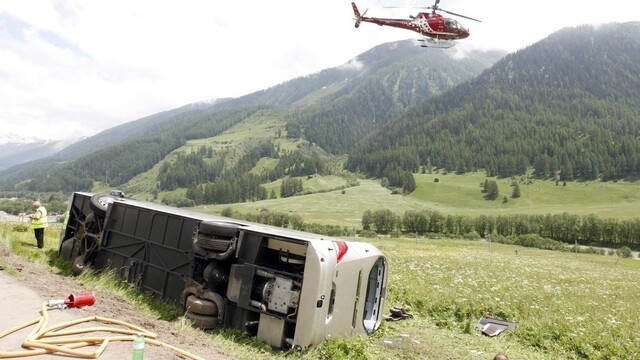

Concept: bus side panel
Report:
left=95, top=202, right=196, bottom=303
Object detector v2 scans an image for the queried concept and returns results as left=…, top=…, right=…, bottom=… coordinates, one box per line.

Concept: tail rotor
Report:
left=351, top=2, right=368, bottom=28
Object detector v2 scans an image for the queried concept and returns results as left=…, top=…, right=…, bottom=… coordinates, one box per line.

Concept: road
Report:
left=0, top=271, right=140, bottom=359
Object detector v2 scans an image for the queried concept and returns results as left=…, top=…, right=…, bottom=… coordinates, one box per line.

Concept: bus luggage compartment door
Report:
left=95, top=203, right=196, bottom=303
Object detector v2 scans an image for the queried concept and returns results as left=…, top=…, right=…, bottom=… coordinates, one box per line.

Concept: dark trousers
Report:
left=34, top=228, right=44, bottom=248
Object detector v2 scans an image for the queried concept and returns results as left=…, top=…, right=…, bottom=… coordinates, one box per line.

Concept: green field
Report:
left=411, top=172, right=640, bottom=218
left=354, top=236, right=640, bottom=360
left=188, top=172, right=639, bottom=229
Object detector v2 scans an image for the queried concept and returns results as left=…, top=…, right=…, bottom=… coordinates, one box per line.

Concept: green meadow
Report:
left=189, top=171, right=640, bottom=228
left=366, top=237, right=640, bottom=360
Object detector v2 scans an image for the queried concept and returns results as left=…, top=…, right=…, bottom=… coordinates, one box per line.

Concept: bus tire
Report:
left=198, top=221, right=238, bottom=238
left=195, top=234, right=232, bottom=252
left=72, top=256, right=86, bottom=275
left=90, top=194, right=114, bottom=217
left=185, top=295, right=218, bottom=316
left=184, top=311, right=219, bottom=329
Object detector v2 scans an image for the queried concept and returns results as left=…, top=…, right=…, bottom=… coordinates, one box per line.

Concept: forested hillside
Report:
left=15, top=106, right=266, bottom=192
left=0, top=101, right=225, bottom=187
left=284, top=41, right=504, bottom=153
left=0, top=40, right=502, bottom=192
left=347, top=22, right=640, bottom=181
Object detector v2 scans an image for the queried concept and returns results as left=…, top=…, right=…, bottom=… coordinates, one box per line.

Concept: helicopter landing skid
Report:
left=418, top=38, right=455, bottom=49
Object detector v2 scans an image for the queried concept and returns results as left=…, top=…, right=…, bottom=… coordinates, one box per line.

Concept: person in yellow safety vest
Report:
left=29, top=201, right=48, bottom=249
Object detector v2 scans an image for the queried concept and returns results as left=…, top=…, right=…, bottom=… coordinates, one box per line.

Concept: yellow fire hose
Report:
left=0, top=302, right=205, bottom=359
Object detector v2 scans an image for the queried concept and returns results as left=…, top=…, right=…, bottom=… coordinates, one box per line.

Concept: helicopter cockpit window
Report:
left=445, top=20, right=459, bottom=31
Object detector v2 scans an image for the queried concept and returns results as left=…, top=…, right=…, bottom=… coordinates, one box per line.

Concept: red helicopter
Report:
left=351, top=0, right=481, bottom=48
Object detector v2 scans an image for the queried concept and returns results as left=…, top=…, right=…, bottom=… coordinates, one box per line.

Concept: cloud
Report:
left=339, top=58, right=365, bottom=71
left=1, top=0, right=638, bottom=141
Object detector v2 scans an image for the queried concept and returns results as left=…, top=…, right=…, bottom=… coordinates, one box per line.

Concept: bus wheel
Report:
left=72, top=256, right=86, bottom=275
left=198, top=221, right=238, bottom=238
left=89, top=194, right=115, bottom=217
left=184, top=311, right=219, bottom=329
left=185, top=295, right=218, bottom=316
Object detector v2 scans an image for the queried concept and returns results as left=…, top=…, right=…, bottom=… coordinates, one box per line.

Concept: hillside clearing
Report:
left=190, top=173, right=639, bottom=228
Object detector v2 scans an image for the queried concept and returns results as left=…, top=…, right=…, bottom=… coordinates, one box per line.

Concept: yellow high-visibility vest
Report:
left=30, top=206, right=48, bottom=229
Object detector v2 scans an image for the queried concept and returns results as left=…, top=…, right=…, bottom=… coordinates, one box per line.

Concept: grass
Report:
left=192, top=178, right=409, bottom=227
left=0, top=223, right=64, bottom=274
left=3, top=222, right=639, bottom=359
left=411, top=172, right=640, bottom=218
left=371, top=237, right=640, bottom=359
left=189, top=172, right=640, bottom=229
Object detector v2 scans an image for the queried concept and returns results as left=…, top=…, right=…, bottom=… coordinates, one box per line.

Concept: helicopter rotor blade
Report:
left=383, top=2, right=481, bottom=22
left=438, top=8, right=482, bottom=22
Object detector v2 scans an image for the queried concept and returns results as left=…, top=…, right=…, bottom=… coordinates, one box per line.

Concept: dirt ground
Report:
left=0, top=221, right=235, bottom=360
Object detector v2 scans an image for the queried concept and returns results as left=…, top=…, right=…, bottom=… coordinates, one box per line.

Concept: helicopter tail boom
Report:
left=352, top=2, right=362, bottom=28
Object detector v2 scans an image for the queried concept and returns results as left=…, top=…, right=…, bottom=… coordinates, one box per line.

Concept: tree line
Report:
left=362, top=209, right=640, bottom=249
left=219, top=207, right=351, bottom=237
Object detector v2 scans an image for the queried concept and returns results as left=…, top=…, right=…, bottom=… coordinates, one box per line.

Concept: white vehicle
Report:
left=58, top=192, right=388, bottom=350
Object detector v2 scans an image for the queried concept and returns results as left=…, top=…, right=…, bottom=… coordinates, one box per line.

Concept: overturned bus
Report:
left=58, top=192, right=387, bottom=350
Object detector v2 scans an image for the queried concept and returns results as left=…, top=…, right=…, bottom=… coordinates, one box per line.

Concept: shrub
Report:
left=358, top=230, right=377, bottom=238
left=175, top=198, right=195, bottom=208
left=512, top=234, right=566, bottom=251
left=463, top=231, right=481, bottom=240
left=572, top=246, right=599, bottom=255
left=221, top=207, right=234, bottom=217
left=617, top=246, right=633, bottom=258
left=12, top=224, right=29, bottom=232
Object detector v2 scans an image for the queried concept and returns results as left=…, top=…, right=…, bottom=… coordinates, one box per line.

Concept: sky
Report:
left=0, top=0, right=637, bottom=142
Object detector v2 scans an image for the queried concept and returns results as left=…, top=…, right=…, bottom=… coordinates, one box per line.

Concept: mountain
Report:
left=347, top=22, right=640, bottom=181
left=0, top=133, right=83, bottom=171
left=0, top=100, right=232, bottom=186
left=51, top=101, right=226, bottom=161
left=281, top=41, right=504, bottom=153
left=0, top=40, right=504, bottom=191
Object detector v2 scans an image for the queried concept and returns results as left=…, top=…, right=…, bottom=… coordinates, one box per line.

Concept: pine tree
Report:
left=484, top=180, right=499, bottom=200
left=511, top=181, right=521, bottom=198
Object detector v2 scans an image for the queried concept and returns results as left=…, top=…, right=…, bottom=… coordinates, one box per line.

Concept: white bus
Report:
left=58, top=192, right=388, bottom=350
